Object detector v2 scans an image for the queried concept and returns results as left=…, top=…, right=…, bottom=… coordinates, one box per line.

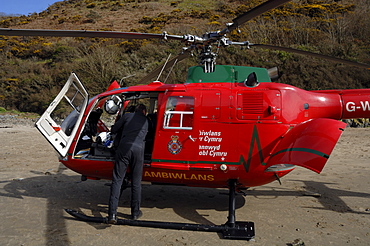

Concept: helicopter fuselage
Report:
left=37, top=65, right=369, bottom=189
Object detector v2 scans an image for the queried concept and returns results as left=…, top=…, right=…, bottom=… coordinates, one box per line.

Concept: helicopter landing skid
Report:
left=64, top=179, right=254, bottom=240
left=64, top=209, right=254, bottom=240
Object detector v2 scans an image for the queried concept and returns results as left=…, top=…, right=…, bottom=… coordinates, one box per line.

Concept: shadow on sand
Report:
left=1, top=171, right=245, bottom=245
left=2, top=170, right=369, bottom=245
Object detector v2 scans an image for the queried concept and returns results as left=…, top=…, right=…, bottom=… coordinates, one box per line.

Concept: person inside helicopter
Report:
left=89, top=96, right=124, bottom=157
left=74, top=108, right=103, bottom=153
left=74, top=96, right=122, bottom=158
left=74, top=93, right=158, bottom=161
left=144, top=111, right=157, bottom=159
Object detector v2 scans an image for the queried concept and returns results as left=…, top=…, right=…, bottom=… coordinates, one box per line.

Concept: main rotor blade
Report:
left=251, top=43, right=370, bottom=69
left=138, top=49, right=192, bottom=84
left=0, top=28, right=183, bottom=41
left=221, top=0, right=291, bottom=35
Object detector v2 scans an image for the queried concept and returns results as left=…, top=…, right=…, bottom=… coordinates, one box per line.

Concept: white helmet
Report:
left=104, top=95, right=122, bottom=114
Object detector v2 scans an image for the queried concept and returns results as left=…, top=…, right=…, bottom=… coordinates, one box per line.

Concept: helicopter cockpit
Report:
left=73, top=91, right=159, bottom=163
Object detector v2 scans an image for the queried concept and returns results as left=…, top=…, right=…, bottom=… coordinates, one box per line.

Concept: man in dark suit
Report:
left=108, top=104, right=148, bottom=223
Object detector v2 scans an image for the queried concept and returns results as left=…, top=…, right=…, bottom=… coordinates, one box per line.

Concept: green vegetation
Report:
left=0, top=0, right=369, bottom=115
left=0, top=107, right=39, bottom=119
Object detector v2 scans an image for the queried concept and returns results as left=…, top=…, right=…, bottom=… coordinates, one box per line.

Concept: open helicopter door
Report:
left=35, top=73, right=88, bottom=157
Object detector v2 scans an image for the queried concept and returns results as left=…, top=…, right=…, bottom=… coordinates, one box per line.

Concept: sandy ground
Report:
left=0, top=119, right=369, bottom=246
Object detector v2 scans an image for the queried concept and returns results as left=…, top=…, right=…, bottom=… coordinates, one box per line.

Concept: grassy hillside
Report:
left=0, top=0, right=369, bottom=114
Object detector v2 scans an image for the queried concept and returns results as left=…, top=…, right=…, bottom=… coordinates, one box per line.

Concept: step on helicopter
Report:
left=1, top=0, right=369, bottom=240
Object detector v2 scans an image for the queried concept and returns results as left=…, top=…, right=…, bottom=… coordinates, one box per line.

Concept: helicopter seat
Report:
left=89, top=131, right=114, bottom=158
left=89, top=142, right=115, bottom=158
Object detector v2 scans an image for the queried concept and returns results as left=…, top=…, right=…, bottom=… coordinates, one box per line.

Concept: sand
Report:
left=0, top=121, right=369, bottom=245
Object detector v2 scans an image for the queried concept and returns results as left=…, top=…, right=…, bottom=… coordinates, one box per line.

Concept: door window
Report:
left=35, top=73, right=88, bottom=157
left=163, top=96, right=194, bottom=130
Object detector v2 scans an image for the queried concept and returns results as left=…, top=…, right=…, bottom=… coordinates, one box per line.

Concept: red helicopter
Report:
left=1, top=0, right=369, bottom=240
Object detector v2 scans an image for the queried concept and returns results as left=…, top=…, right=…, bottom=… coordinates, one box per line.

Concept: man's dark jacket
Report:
left=111, top=112, right=148, bottom=147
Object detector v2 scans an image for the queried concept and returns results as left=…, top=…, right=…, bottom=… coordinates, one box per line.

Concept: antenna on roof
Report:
left=156, top=54, right=172, bottom=82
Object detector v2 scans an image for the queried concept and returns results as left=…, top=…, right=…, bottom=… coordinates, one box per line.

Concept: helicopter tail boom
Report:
left=340, top=90, right=370, bottom=119
left=310, top=89, right=370, bottom=119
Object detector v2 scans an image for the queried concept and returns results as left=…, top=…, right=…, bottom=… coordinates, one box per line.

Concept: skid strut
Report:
left=65, top=179, right=254, bottom=240
left=222, top=179, right=255, bottom=239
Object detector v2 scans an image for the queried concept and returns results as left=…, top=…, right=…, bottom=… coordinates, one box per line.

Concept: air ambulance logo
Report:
left=168, top=135, right=182, bottom=154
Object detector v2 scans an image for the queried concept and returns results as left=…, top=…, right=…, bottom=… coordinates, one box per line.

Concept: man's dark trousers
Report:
left=109, top=142, right=144, bottom=217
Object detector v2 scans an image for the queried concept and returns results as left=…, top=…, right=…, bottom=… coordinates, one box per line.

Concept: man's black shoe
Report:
left=132, top=210, right=143, bottom=220
left=108, top=214, right=117, bottom=224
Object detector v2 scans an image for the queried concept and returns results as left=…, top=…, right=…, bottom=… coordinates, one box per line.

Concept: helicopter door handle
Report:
left=189, top=135, right=197, bottom=142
